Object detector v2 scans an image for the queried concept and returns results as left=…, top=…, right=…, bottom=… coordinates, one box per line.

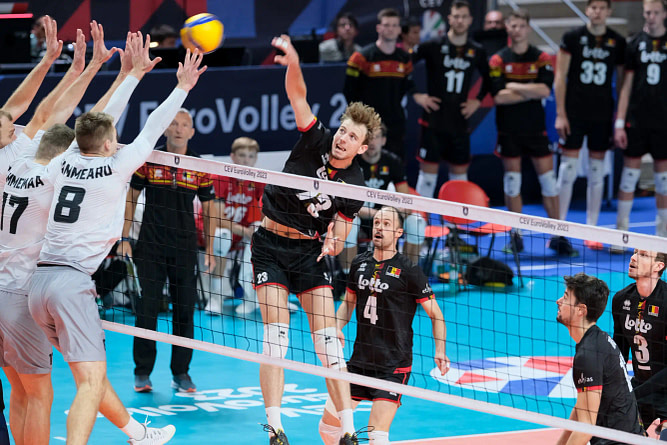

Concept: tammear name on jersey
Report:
left=61, top=161, right=112, bottom=180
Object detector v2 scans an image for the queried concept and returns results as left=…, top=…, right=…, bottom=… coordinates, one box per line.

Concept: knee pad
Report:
left=619, top=167, right=641, bottom=194
left=404, top=213, right=426, bottom=245
left=313, top=327, right=345, bottom=369
left=557, top=156, right=579, bottom=186
left=213, top=228, right=232, bottom=258
left=262, top=323, right=289, bottom=359
left=538, top=170, right=559, bottom=197
left=319, top=419, right=342, bottom=445
left=344, top=217, right=360, bottom=247
left=587, top=158, right=605, bottom=188
left=369, top=430, right=390, bottom=445
left=449, top=172, right=468, bottom=182
left=503, top=172, right=522, bottom=198
left=655, top=171, right=667, bottom=196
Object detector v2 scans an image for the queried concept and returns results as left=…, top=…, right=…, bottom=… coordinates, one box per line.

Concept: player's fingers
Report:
left=197, top=65, right=208, bottom=75
left=148, top=57, right=162, bottom=70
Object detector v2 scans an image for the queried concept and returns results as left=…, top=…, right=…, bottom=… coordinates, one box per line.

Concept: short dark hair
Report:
left=564, top=273, right=610, bottom=323
left=451, top=0, right=472, bottom=13
left=587, top=0, right=611, bottom=6
left=401, top=16, right=421, bottom=34
left=74, top=112, right=115, bottom=154
left=149, top=24, right=178, bottom=43
left=36, top=124, right=75, bottom=160
left=377, top=8, right=400, bottom=24
left=333, top=12, right=358, bottom=30
left=655, top=251, right=666, bottom=276
left=508, top=9, right=530, bottom=24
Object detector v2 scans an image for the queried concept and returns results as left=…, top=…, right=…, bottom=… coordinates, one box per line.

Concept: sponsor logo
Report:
left=623, top=299, right=631, bottom=311
left=640, top=50, right=667, bottom=64
left=577, top=373, right=593, bottom=385
left=582, top=46, right=610, bottom=59
left=358, top=262, right=367, bottom=271
left=580, top=35, right=588, bottom=45
left=443, top=54, right=470, bottom=70
left=624, top=314, right=652, bottom=333
left=357, top=275, right=389, bottom=293
left=422, top=284, right=432, bottom=294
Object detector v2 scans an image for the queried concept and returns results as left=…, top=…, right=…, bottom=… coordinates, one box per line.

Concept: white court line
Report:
left=393, top=427, right=558, bottom=443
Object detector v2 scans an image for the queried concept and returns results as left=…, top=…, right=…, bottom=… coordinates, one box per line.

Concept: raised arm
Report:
left=421, top=297, right=449, bottom=375
left=271, top=35, right=315, bottom=129
left=554, top=49, right=572, bottom=140
left=118, top=186, right=142, bottom=259
left=1, top=16, right=62, bottom=121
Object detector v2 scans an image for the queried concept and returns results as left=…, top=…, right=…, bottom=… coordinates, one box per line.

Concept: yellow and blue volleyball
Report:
left=180, top=13, right=224, bottom=54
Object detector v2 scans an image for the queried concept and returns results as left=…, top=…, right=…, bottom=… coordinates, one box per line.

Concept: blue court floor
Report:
left=1, top=197, right=659, bottom=444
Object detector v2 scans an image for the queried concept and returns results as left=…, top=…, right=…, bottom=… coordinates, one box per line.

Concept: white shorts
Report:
left=0, top=289, right=52, bottom=373
left=28, top=266, right=106, bottom=363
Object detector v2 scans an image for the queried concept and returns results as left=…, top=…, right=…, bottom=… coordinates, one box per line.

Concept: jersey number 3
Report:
left=54, top=186, right=86, bottom=223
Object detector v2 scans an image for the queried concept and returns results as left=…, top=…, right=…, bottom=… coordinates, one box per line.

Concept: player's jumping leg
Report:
left=2, top=367, right=28, bottom=445
left=16, top=370, right=53, bottom=444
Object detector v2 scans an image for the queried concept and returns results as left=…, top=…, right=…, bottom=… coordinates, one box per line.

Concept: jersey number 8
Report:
left=54, top=186, right=86, bottom=224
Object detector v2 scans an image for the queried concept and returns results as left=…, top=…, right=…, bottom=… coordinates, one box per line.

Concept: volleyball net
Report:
left=98, top=149, right=665, bottom=444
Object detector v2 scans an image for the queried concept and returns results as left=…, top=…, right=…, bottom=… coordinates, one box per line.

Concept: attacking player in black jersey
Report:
left=612, top=249, right=667, bottom=440
left=253, top=35, right=382, bottom=445
left=613, top=0, right=667, bottom=246
left=554, top=0, right=626, bottom=250
left=318, top=206, right=449, bottom=445
left=413, top=0, right=490, bottom=198
left=556, top=273, right=644, bottom=445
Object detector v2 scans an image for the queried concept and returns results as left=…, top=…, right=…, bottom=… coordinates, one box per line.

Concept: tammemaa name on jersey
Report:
left=627, top=32, right=667, bottom=129
left=5, top=169, right=45, bottom=190
left=346, top=251, right=434, bottom=372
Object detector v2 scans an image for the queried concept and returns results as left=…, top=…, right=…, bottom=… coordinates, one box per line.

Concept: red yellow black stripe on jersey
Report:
left=347, top=56, right=413, bottom=79
left=577, top=385, right=603, bottom=393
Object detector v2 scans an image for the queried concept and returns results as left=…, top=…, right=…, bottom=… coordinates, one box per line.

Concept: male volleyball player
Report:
left=556, top=273, right=644, bottom=445
left=319, top=206, right=449, bottom=445
left=489, top=10, right=577, bottom=257
left=613, top=0, right=667, bottom=245
left=252, top=34, right=381, bottom=445
left=27, top=34, right=205, bottom=445
left=612, top=249, right=667, bottom=440
left=554, top=0, right=626, bottom=249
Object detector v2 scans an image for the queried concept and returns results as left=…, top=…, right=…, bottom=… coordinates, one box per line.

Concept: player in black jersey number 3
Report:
left=318, top=207, right=449, bottom=445
left=556, top=273, right=644, bottom=444
left=252, top=35, right=382, bottom=445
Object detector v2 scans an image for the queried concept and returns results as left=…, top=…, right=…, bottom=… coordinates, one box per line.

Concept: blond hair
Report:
left=36, top=124, right=75, bottom=160
left=74, top=112, right=115, bottom=154
left=340, top=102, right=382, bottom=145
left=231, top=136, right=260, bottom=154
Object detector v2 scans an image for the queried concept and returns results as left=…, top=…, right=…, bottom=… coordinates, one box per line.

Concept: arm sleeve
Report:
left=103, top=75, right=140, bottom=126
left=114, top=87, right=188, bottom=176
left=336, top=195, right=363, bottom=221
left=344, top=52, right=365, bottom=103
left=291, top=119, right=329, bottom=159
left=572, top=349, right=604, bottom=392
left=616, top=35, right=627, bottom=66
left=346, top=258, right=360, bottom=294
left=624, top=37, right=637, bottom=72
left=475, top=48, right=491, bottom=101
left=407, top=265, right=435, bottom=303
left=537, top=52, right=555, bottom=88
left=489, top=54, right=506, bottom=96
left=560, top=29, right=574, bottom=54
left=197, top=173, right=216, bottom=202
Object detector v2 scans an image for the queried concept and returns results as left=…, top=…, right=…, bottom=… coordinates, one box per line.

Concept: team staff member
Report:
left=319, top=207, right=449, bottom=445
left=554, top=0, right=625, bottom=248
left=121, top=108, right=216, bottom=394
left=556, top=273, right=644, bottom=445
left=253, top=34, right=381, bottom=445
left=613, top=0, right=667, bottom=244
left=413, top=0, right=490, bottom=198
left=489, top=9, right=576, bottom=257
left=612, top=249, right=667, bottom=440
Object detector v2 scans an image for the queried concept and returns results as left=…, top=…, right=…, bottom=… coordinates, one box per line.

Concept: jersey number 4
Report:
left=54, top=186, right=86, bottom=223
left=1, top=192, right=28, bottom=234
left=363, top=295, right=379, bottom=325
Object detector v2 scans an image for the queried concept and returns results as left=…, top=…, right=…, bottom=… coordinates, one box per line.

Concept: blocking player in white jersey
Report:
left=27, top=34, right=205, bottom=445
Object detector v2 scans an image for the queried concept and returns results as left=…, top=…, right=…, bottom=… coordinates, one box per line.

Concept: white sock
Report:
left=449, top=172, right=467, bottom=181
left=416, top=171, right=438, bottom=198
left=338, top=409, right=355, bottom=435
left=369, top=430, right=390, bottom=444
left=616, top=200, right=633, bottom=230
left=266, top=406, right=283, bottom=433
left=657, top=208, right=667, bottom=237
left=557, top=156, right=579, bottom=220
left=121, top=417, right=145, bottom=440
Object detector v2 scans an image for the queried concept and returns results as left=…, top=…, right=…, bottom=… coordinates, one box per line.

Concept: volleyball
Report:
left=180, top=13, right=224, bottom=54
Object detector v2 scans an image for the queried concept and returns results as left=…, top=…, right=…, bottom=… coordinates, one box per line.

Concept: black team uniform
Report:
left=623, top=31, right=667, bottom=159
left=252, top=118, right=364, bottom=294
left=345, top=250, right=434, bottom=403
left=413, top=35, right=490, bottom=166
left=559, top=26, right=626, bottom=151
left=131, top=146, right=215, bottom=378
left=489, top=45, right=554, bottom=157
left=573, top=324, right=644, bottom=444
left=612, top=280, right=667, bottom=429
left=344, top=45, right=415, bottom=160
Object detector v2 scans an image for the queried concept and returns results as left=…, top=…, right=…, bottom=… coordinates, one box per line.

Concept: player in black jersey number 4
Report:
left=612, top=249, right=667, bottom=440
left=557, top=273, right=644, bottom=444
left=318, top=207, right=449, bottom=445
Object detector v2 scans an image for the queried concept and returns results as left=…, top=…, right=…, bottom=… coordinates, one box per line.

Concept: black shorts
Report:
left=625, top=126, right=667, bottom=160
left=417, top=126, right=471, bottom=165
left=348, top=363, right=411, bottom=405
left=250, top=227, right=332, bottom=295
left=633, top=377, right=667, bottom=425
left=495, top=133, right=552, bottom=158
left=560, top=119, right=612, bottom=152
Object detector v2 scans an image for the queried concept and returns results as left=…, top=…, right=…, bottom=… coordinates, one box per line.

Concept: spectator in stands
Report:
left=489, top=9, right=577, bottom=257
left=397, top=17, right=421, bottom=53
left=413, top=0, right=490, bottom=197
left=554, top=0, right=626, bottom=250
left=613, top=0, right=667, bottom=246
left=483, top=10, right=505, bottom=31
left=319, top=12, right=361, bottom=63
left=345, top=8, right=432, bottom=161
left=120, top=109, right=216, bottom=394
left=30, top=15, right=47, bottom=60
left=150, top=24, right=179, bottom=49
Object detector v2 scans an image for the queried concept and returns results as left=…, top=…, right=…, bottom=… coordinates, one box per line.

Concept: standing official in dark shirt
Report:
left=613, top=0, right=667, bottom=244
left=556, top=273, right=644, bottom=445
left=612, top=249, right=667, bottom=439
left=413, top=0, right=490, bottom=198
left=554, top=0, right=626, bottom=244
left=120, top=109, right=216, bottom=394
left=318, top=207, right=448, bottom=445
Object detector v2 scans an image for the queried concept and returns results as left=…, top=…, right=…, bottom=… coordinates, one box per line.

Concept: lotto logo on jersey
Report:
left=624, top=314, right=653, bottom=333
left=357, top=275, right=389, bottom=293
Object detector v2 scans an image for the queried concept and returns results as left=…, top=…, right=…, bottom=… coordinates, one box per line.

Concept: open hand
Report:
left=272, top=34, right=299, bottom=66
left=90, top=20, right=117, bottom=65
left=70, top=29, right=86, bottom=74
left=176, top=48, right=207, bottom=92
left=42, top=16, right=63, bottom=62
left=317, top=221, right=338, bottom=262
